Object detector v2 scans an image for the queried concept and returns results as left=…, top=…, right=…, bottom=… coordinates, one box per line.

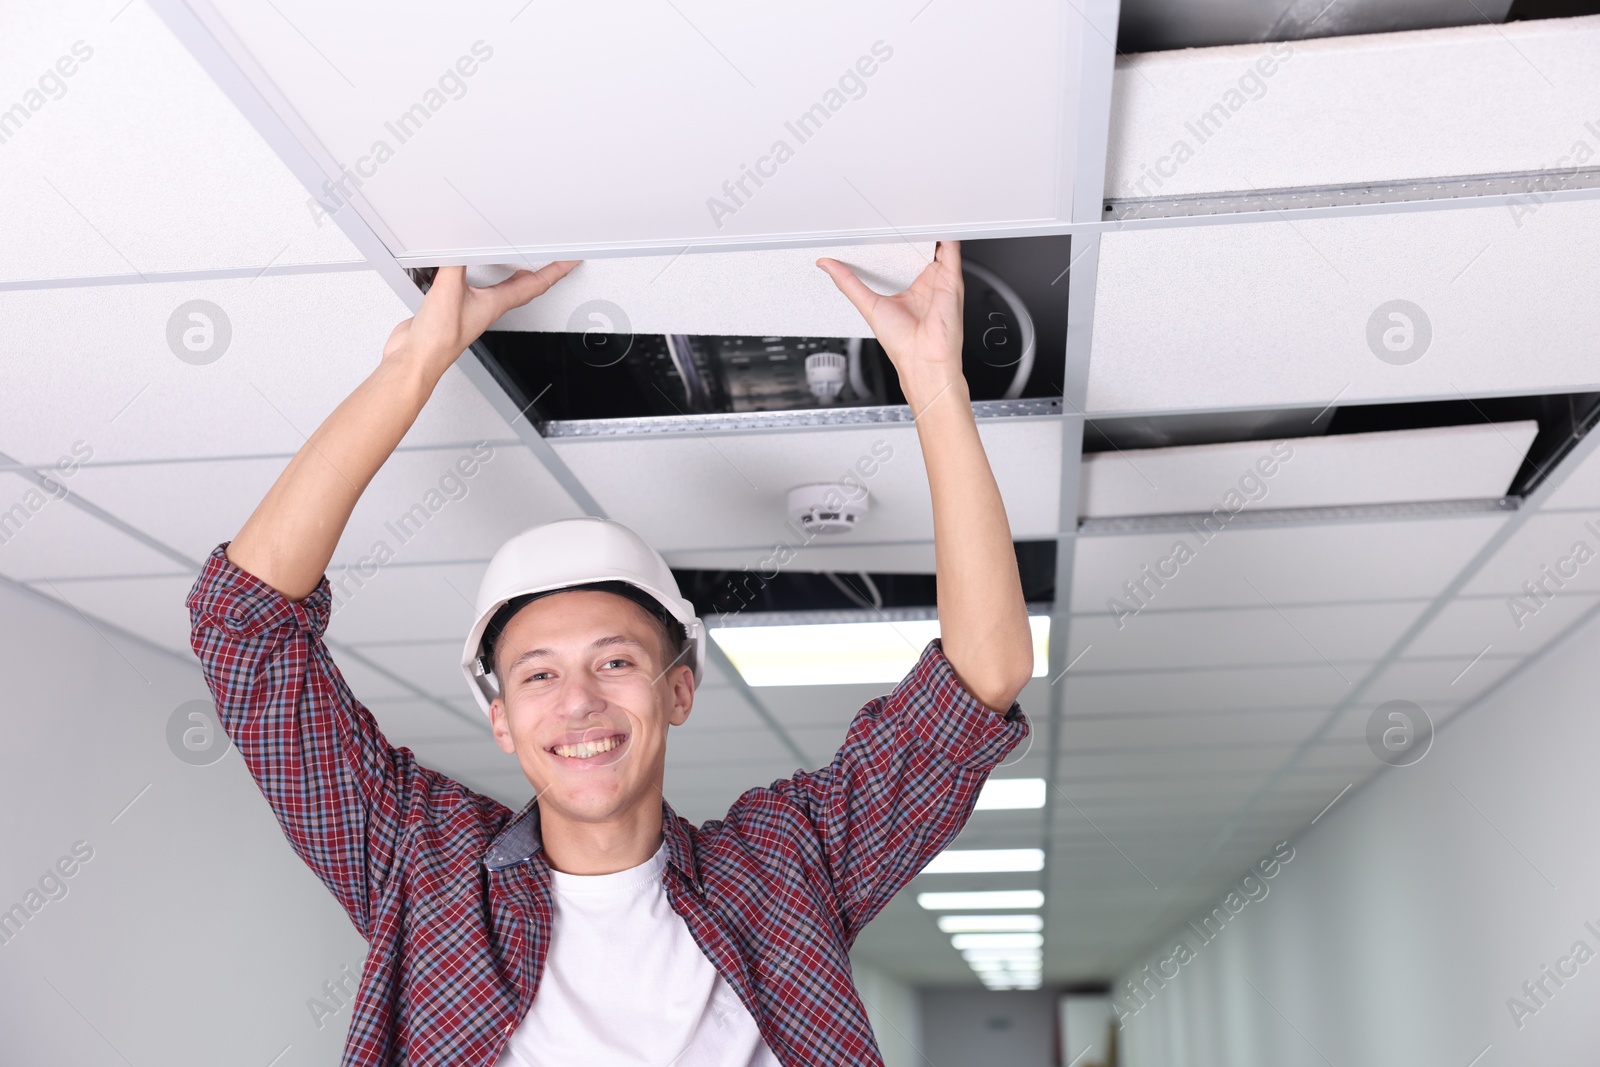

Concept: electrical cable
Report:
left=846, top=337, right=872, bottom=402
left=962, top=261, right=1036, bottom=400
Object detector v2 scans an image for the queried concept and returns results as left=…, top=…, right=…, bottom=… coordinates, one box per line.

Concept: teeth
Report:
left=553, top=736, right=622, bottom=760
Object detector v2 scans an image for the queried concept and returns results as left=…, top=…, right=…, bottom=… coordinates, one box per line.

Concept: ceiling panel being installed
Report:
left=177, top=0, right=1086, bottom=260
left=464, top=244, right=933, bottom=339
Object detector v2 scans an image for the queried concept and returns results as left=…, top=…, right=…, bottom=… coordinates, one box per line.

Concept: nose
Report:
left=555, top=669, right=606, bottom=719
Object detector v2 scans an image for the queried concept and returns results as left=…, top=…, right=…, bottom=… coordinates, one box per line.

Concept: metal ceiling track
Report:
left=542, top=398, right=1063, bottom=439
left=1079, top=496, right=1520, bottom=535
left=1104, top=165, right=1600, bottom=222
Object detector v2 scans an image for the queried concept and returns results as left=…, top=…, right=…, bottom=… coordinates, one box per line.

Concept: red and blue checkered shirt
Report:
left=187, top=542, right=1029, bottom=1066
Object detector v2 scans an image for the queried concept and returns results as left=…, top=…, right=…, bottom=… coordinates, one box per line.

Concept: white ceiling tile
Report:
left=552, top=417, right=1062, bottom=553
left=0, top=480, right=184, bottom=579
left=1057, top=745, right=1294, bottom=779
left=1071, top=516, right=1502, bottom=612
left=1296, top=740, right=1370, bottom=771
left=323, top=561, right=485, bottom=644
left=1541, top=446, right=1600, bottom=510
left=322, top=650, right=423, bottom=702
left=664, top=728, right=799, bottom=766
left=752, top=681, right=898, bottom=728
left=347, top=640, right=464, bottom=700
left=66, top=459, right=276, bottom=565
left=196, top=0, right=1079, bottom=256
left=1106, top=17, right=1600, bottom=198
left=1066, top=601, right=1426, bottom=672
left=1323, top=702, right=1471, bottom=745
left=681, top=687, right=768, bottom=732
left=28, top=573, right=198, bottom=656
left=1090, top=200, right=1600, bottom=415
left=0, top=2, right=359, bottom=282
left=1062, top=662, right=1365, bottom=715
left=364, top=698, right=487, bottom=743
left=1080, top=424, right=1535, bottom=518
left=0, top=271, right=511, bottom=465
left=72, top=444, right=580, bottom=571
left=1459, top=510, right=1600, bottom=596
left=1405, top=593, right=1600, bottom=657
left=1363, top=654, right=1522, bottom=705
left=1059, top=709, right=1324, bottom=750
left=1051, top=774, right=1271, bottom=802
left=665, top=540, right=937, bottom=576
left=468, top=244, right=933, bottom=338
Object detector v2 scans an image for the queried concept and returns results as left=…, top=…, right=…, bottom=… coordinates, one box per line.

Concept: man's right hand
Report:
left=384, top=262, right=579, bottom=373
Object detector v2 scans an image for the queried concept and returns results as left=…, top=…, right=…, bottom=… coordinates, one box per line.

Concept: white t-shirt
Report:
left=494, top=842, right=782, bottom=1067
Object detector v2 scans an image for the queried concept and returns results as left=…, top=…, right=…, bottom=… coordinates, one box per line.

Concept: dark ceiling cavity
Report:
left=673, top=540, right=1058, bottom=618
left=1116, top=0, right=1523, bottom=53
left=462, top=235, right=1071, bottom=426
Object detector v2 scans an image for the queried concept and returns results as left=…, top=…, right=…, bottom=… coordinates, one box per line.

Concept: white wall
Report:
left=1116, top=605, right=1600, bottom=1065
left=918, top=987, right=1058, bottom=1066
left=0, top=578, right=365, bottom=1065
left=853, top=959, right=924, bottom=1067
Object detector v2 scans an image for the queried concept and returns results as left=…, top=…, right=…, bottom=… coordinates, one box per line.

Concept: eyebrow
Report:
left=506, top=634, right=649, bottom=672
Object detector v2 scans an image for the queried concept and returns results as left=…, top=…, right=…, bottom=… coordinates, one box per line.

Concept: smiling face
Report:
left=487, top=589, right=693, bottom=829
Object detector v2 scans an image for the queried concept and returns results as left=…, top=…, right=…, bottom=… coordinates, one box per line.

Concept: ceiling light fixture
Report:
left=709, top=616, right=1050, bottom=687
left=936, top=915, right=1044, bottom=933
left=921, top=848, right=1045, bottom=874
left=974, top=778, right=1047, bottom=810
left=917, top=890, right=1045, bottom=911
left=951, top=933, right=1044, bottom=951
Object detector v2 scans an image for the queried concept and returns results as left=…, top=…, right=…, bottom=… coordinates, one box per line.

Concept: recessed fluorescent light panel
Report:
left=710, top=616, right=1049, bottom=687
left=921, top=848, right=1045, bottom=874
left=974, top=778, right=1047, bottom=810
left=962, top=948, right=1043, bottom=990
left=917, top=890, right=1045, bottom=910
left=950, top=933, right=1044, bottom=950
left=937, top=915, right=1044, bottom=934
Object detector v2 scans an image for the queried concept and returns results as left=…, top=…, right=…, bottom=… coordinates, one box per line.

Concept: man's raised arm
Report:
left=819, top=241, right=1034, bottom=711
left=187, top=263, right=575, bottom=936
left=228, top=263, right=576, bottom=598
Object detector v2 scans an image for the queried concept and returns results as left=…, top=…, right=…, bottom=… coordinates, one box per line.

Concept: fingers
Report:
left=487, top=259, right=581, bottom=314
left=428, top=265, right=467, bottom=301
left=934, top=239, right=961, bottom=270
left=816, top=257, right=883, bottom=326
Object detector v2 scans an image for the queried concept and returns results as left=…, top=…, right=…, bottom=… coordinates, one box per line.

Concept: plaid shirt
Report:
left=187, top=542, right=1029, bottom=1066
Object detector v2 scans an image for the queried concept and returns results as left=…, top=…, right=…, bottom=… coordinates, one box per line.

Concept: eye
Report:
left=602, top=657, right=631, bottom=670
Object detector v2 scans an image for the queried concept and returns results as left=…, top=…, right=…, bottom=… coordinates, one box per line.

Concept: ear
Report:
left=489, top=697, right=517, bottom=754
left=667, top=665, right=694, bottom=728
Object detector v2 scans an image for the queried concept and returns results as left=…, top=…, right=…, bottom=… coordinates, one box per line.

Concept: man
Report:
left=187, top=240, right=1034, bottom=1066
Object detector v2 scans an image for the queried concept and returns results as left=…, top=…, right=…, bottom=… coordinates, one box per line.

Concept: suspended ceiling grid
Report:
left=2, top=0, right=1599, bottom=987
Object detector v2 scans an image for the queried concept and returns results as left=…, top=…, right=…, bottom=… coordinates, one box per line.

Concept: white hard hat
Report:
left=461, top=517, right=705, bottom=717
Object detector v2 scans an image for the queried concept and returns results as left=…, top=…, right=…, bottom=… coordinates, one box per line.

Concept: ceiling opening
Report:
left=1085, top=391, right=1600, bottom=499
left=673, top=539, right=1059, bottom=619
left=1116, top=0, right=1600, bottom=54
left=441, top=234, right=1072, bottom=428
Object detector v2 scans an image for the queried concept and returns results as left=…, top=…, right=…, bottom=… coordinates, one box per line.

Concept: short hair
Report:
left=481, top=581, right=688, bottom=691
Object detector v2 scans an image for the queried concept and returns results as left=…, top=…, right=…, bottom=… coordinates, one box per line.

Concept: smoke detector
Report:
left=788, top=483, right=869, bottom=535
left=804, top=351, right=846, bottom=403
